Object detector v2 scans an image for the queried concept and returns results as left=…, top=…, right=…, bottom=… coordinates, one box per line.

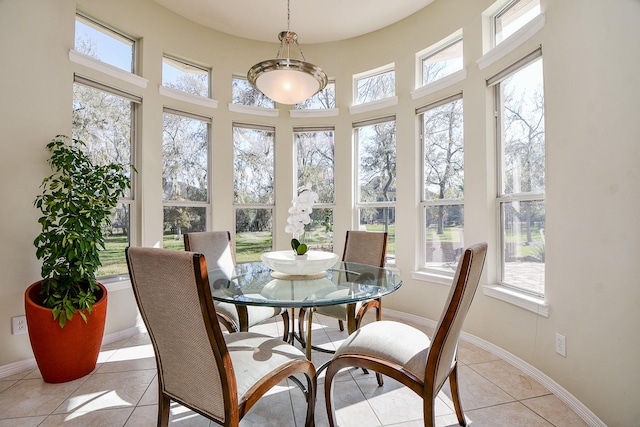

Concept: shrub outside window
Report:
left=295, top=82, right=336, bottom=109
left=354, top=67, right=395, bottom=105
left=232, top=77, right=275, bottom=108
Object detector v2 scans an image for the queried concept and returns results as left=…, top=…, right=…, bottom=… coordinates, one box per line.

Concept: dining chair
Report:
left=184, top=231, right=289, bottom=341
left=126, top=247, right=316, bottom=427
left=324, top=242, right=487, bottom=427
left=297, top=231, right=387, bottom=348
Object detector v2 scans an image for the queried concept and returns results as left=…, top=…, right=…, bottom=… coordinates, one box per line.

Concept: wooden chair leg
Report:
left=298, top=308, right=307, bottom=346
left=159, top=392, right=170, bottom=427
left=424, top=396, right=436, bottom=427
left=324, top=365, right=338, bottom=427
left=338, top=319, right=344, bottom=331
left=449, top=364, right=467, bottom=426
left=281, top=310, right=290, bottom=342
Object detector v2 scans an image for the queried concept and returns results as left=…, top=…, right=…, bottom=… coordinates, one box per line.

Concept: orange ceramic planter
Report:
left=24, top=281, right=107, bottom=383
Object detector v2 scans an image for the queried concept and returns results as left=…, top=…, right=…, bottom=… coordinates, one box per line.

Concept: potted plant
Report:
left=285, top=184, right=318, bottom=257
left=26, top=135, right=132, bottom=383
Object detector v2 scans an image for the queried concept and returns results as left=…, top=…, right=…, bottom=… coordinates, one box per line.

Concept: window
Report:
left=74, top=13, right=135, bottom=73
left=162, top=109, right=210, bottom=249
left=162, top=55, right=210, bottom=98
left=420, top=37, right=463, bottom=86
left=493, top=0, right=541, bottom=46
left=294, top=127, right=335, bottom=251
left=232, top=76, right=275, bottom=108
left=419, top=94, right=464, bottom=275
left=72, top=77, right=138, bottom=278
left=295, top=82, right=336, bottom=109
left=491, top=49, right=545, bottom=295
left=354, top=117, right=396, bottom=263
left=354, top=66, right=395, bottom=105
left=233, top=123, right=275, bottom=262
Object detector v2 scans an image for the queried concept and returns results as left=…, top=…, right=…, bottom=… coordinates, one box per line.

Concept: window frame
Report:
left=490, top=48, right=546, bottom=297
left=353, top=64, right=396, bottom=106
left=418, top=93, right=465, bottom=276
left=417, top=34, right=464, bottom=88
left=162, top=54, right=211, bottom=99
left=71, top=75, right=139, bottom=281
left=492, top=0, right=541, bottom=47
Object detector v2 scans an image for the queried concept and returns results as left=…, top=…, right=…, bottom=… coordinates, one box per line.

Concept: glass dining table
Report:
left=208, top=259, right=403, bottom=360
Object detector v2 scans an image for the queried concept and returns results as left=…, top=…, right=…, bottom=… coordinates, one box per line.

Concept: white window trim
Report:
left=477, top=13, right=545, bottom=70
left=483, top=284, right=549, bottom=316
left=412, top=69, right=467, bottom=100
left=349, top=96, right=398, bottom=115
left=228, top=103, right=279, bottom=117
left=69, top=50, right=148, bottom=88
left=290, top=108, right=339, bottom=118
left=159, top=86, right=218, bottom=109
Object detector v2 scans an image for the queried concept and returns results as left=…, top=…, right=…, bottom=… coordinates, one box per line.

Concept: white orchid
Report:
left=286, top=185, right=318, bottom=255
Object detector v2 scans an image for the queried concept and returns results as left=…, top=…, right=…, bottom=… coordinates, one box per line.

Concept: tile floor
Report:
left=0, top=313, right=589, bottom=426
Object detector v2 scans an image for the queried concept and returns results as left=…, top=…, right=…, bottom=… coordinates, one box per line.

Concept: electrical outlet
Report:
left=555, top=332, right=566, bottom=357
left=12, top=315, right=28, bottom=335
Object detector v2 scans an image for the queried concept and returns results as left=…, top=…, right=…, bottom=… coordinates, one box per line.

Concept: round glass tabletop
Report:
left=208, top=260, right=402, bottom=308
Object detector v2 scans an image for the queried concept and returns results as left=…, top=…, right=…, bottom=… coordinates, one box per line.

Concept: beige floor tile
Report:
left=95, top=343, right=157, bottom=374
left=0, top=416, right=47, bottom=426
left=124, top=404, right=158, bottom=427
left=0, top=377, right=85, bottom=418
left=456, top=340, right=501, bottom=365
left=52, top=369, right=156, bottom=415
left=0, top=380, right=16, bottom=394
left=522, top=394, right=590, bottom=427
left=138, top=374, right=158, bottom=406
left=465, top=401, right=553, bottom=426
left=39, top=407, right=134, bottom=426
left=326, top=378, right=382, bottom=427
left=240, top=381, right=298, bottom=426
left=469, top=359, right=550, bottom=400
left=442, top=365, right=515, bottom=411
left=167, top=403, right=212, bottom=426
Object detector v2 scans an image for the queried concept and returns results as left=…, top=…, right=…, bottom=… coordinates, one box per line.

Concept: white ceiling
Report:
left=152, top=0, right=435, bottom=44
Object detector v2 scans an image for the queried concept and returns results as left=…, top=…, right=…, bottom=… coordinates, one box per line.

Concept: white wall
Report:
left=1, top=0, right=638, bottom=425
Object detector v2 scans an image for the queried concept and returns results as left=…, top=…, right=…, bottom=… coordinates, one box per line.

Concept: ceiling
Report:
left=152, top=0, right=435, bottom=44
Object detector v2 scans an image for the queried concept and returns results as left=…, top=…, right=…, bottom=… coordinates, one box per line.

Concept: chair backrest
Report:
left=126, top=247, right=235, bottom=424
left=184, top=231, right=236, bottom=276
left=342, top=230, right=388, bottom=267
left=425, top=242, right=488, bottom=393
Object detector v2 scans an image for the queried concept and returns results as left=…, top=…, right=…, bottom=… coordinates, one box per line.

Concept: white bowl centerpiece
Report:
left=261, top=250, right=339, bottom=276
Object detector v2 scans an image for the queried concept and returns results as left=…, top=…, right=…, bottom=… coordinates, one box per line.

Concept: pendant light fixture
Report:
left=247, top=0, right=328, bottom=105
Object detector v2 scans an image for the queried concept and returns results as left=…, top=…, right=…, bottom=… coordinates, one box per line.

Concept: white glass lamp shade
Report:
left=248, top=58, right=328, bottom=105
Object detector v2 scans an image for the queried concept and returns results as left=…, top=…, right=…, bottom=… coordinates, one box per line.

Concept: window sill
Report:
left=411, top=270, right=454, bottom=286
left=159, top=86, right=218, bottom=109
left=290, top=108, right=339, bottom=118
left=227, top=103, right=279, bottom=117
left=69, top=50, right=148, bottom=89
left=477, top=13, right=545, bottom=71
left=349, top=96, right=398, bottom=115
left=99, top=275, right=132, bottom=293
left=411, top=69, right=467, bottom=100
left=482, top=284, right=548, bottom=317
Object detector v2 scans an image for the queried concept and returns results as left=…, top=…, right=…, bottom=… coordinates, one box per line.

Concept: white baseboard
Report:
left=0, top=325, right=144, bottom=379
left=383, top=308, right=606, bottom=427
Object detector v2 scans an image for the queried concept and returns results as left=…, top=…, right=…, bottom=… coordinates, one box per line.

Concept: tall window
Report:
left=295, top=82, right=336, bottom=109
left=231, top=76, right=275, bottom=108
left=233, top=123, right=275, bottom=262
left=354, top=66, right=395, bottom=105
left=354, top=117, right=396, bottom=263
left=419, top=36, right=463, bottom=87
left=72, top=77, right=138, bottom=278
left=294, top=127, right=335, bottom=251
left=493, top=0, right=541, bottom=46
left=491, top=49, right=545, bottom=295
left=162, top=55, right=210, bottom=98
left=74, top=13, right=135, bottom=73
left=162, top=109, right=210, bottom=249
left=419, top=94, right=464, bottom=275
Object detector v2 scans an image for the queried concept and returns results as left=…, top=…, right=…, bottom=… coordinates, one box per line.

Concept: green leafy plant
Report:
left=33, top=135, right=133, bottom=327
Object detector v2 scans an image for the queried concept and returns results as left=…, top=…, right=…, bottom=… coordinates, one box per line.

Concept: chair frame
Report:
left=184, top=231, right=289, bottom=341
left=126, top=247, right=316, bottom=427
left=323, top=243, right=487, bottom=427
left=297, top=230, right=387, bottom=344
